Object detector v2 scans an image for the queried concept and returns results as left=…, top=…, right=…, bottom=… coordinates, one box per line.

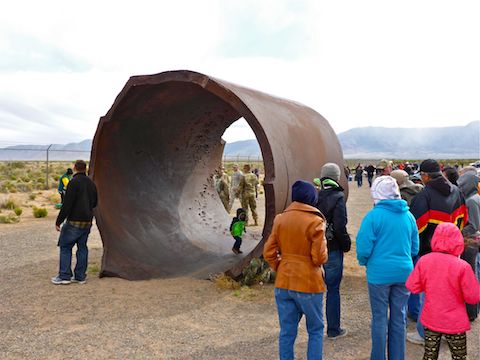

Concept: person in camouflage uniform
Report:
left=215, top=166, right=230, bottom=212
left=240, top=164, right=259, bottom=226
left=228, top=164, right=243, bottom=212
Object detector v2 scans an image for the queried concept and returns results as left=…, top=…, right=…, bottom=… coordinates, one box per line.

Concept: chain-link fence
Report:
left=0, top=146, right=91, bottom=191
left=0, top=147, right=264, bottom=191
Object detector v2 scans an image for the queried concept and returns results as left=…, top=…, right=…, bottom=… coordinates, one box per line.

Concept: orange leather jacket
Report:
left=263, top=201, right=328, bottom=293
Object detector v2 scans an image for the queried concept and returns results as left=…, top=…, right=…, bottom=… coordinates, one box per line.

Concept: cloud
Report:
left=0, top=29, right=91, bottom=73
left=0, top=0, right=479, bottom=146
left=218, top=1, right=317, bottom=59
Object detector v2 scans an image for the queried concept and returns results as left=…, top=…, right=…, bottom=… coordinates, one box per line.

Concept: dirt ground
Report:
left=0, top=183, right=479, bottom=359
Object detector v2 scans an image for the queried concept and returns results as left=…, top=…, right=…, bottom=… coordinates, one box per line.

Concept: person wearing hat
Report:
left=356, top=176, right=419, bottom=360
left=264, top=180, right=328, bottom=360
left=390, top=169, right=423, bottom=206
left=443, top=165, right=459, bottom=186
left=376, top=159, right=392, bottom=176
left=407, top=159, right=468, bottom=345
left=315, top=163, right=351, bottom=340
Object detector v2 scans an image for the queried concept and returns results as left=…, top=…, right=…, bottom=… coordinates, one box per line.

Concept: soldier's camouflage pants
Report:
left=219, top=194, right=229, bottom=212
left=228, top=187, right=240, bottom=212
left=241, top=193, right=257, bottom=223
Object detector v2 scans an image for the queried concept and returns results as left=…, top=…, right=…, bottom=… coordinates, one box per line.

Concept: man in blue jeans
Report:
left=316, top=163, right=352, bottom=339
left=51, top=160, right=98, bottom=285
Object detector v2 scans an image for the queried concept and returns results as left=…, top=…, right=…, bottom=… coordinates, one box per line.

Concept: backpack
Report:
left=229, top=217, right=238, bottom=233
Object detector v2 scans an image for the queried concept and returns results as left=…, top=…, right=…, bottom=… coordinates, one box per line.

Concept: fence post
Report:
left=45, top=144, right=52, bottom=189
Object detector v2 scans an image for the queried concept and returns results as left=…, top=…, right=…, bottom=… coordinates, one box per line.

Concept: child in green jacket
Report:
left=230, top=208, right=246, bottom=254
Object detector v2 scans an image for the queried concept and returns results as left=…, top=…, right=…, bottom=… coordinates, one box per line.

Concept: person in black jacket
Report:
left=315, top=162, right=352, bottom=339
left=51, top=160, right=98, bottom=285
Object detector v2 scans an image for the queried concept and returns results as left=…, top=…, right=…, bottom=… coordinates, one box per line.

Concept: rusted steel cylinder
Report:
left=90, top=70, right=346, bottom=280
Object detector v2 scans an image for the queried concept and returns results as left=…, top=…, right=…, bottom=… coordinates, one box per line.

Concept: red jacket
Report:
left=406, top=223, right=480, bottom=334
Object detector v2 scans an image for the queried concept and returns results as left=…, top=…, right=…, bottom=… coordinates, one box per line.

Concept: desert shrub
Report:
left=9, top=175, right=17, bottom=181
left=49, top=193, right=61, bottom=204
left=9, top=161, right=25, bottom=169
left=0, top=214, right=19, bottom=224
left=29, top=193, right=37, bottom=200
left=2, top=198, right=17, bottom=210
left=53, top=175, right=60, bottom=181
left=14, top=207, right=22, bottom=216
left=211, top=273, right=241, bottom=290
left=233, top=286, right=257, bottom=300
left=7, top=184, right=17, bottom=193
left=88, top=263, right=100, bottom=274
left=33, top=207, right=48, bottom=218
left=15, top=183, right=33, bottom=192
left=20, top=176, right=31, bottom=182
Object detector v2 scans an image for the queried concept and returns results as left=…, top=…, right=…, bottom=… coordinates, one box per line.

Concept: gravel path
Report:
left=0, top=185, right=478, bottom=359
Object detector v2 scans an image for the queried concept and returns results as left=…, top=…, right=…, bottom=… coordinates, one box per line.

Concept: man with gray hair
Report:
left=376, top=159, right=393, bottom=176
left=315, top=162, right=351, bottom=339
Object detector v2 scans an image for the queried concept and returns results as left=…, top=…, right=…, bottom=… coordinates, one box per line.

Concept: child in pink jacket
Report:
left=406, top=222, right=480, bottom=360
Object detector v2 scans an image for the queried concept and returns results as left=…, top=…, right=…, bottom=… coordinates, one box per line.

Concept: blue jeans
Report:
left=407, top=256, right=420, bottom=321
left=58, top=222, right=91, bottom=281
left=275, top=288, right=324, bottom=360
left=356, top=176, right=363, bottom=187
left=233, top=236, right=242, bottom=250
left=368, top=283, right=409, bottom=360
left=368, top=175, right=374, bottom=187
left=416, top=293, right=425, bottom=338
left=324, top=250, right=344, bottom=336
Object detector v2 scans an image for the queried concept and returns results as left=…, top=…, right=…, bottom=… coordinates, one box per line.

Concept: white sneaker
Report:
left=70, top=277, right=86, bottom=284
left=407, top=331, right=424, bottom=345
left=51, top=276, right=71, bottom=285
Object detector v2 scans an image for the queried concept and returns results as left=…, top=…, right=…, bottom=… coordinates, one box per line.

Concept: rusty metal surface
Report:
left=90, top=70, right=346, bottom=280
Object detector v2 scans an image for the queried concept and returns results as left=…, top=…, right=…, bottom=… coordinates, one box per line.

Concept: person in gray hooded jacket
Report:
left=458, top=172, right=480, bottom=235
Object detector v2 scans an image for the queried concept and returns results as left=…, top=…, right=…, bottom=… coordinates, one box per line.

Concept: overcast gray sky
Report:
left=1, top=0, right=479, bottom=146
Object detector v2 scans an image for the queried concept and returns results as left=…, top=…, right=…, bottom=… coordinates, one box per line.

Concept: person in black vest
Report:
left=315, top=163, right=352, bottom=339
left=51, top=160, right=98, bottom=285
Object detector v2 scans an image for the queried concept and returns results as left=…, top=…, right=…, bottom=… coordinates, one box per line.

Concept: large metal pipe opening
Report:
left=90, top=70, right=346, bottom=280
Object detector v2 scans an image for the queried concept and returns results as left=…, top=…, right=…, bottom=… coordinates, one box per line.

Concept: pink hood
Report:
left=430, top=222, right=464, bottom=256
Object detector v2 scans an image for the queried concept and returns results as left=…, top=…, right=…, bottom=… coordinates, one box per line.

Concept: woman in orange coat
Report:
left=264, top=180, right=328, bottom=360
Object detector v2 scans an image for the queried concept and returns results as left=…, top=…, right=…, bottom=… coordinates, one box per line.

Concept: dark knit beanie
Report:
left=292, top=180, right=318, bottom=206
left=420, top=159, right=440, bottom=173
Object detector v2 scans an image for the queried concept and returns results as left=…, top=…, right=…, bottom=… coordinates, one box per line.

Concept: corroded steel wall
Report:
left=90, top=70, right=346, bottom=280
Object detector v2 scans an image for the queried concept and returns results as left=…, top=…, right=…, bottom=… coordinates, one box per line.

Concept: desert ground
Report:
left=0, top=181, right=479, bottom=359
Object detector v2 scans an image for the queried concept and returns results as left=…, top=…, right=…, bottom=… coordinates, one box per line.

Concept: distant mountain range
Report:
left=0, top=140, right=92, bottom=161
left=338, top=121, right=479, bottom=159
left=1, top=122, right=478, bottom=160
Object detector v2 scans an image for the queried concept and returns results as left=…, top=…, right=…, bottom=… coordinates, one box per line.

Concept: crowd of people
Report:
left=50, top=157, right=480, bottom=359
left=264, top=159, right=480, bottom=360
